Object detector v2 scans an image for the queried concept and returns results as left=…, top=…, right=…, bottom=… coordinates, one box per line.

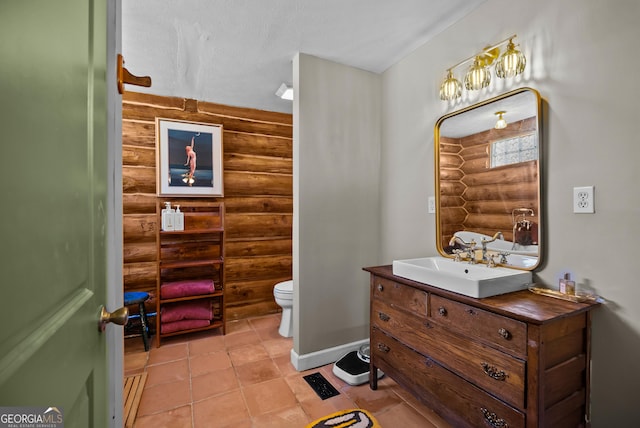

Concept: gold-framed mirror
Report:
left=435, top=88, right=542, bottom=270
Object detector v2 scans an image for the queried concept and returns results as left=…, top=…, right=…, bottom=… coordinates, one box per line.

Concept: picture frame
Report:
left=156, top=118, right=224, bottom=197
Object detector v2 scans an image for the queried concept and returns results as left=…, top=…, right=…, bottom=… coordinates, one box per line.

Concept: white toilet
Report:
left=273, top=280, right=293, bottom=337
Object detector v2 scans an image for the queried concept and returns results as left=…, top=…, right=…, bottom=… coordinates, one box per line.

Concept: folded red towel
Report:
left=160, top=279, right=215, bottom=299
left=162, top=300, right=213, bottom=323
left=161, top=319, right=210, bottom=334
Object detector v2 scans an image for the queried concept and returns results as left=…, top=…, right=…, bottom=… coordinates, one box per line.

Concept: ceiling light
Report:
left=438, top=34, right=527, bottom=101
left=276, top=83, right=293, bottom=100
left=494, top=111, right=507, bottom=129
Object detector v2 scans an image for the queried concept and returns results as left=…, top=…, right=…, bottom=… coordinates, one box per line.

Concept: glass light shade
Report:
left=464, top=58, right=491, bottom=90
left=439, top=70, right=462, bottom=101
left=495, top=40, right=526, bottom=78
left=494, top=111, right=507, bottom=129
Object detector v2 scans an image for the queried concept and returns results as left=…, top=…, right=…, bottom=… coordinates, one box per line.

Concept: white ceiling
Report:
left=122, top=0, right=486, bottom=114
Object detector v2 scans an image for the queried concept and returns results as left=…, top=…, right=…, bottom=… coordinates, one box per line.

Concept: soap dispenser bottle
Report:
left=174, top=205, right=184, bottom=231
left=559, top=273, right=575, bottom=295
left=161, top=202, right=175, bottom=231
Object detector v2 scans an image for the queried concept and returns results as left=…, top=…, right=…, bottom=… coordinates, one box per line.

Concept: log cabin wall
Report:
left=122, top=91, right=293, bottom=321
left=439, top=117, right=538, bottom=248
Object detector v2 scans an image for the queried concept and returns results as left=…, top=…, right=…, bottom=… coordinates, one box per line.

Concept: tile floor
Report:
left=124, top=313, right=452, bottom=428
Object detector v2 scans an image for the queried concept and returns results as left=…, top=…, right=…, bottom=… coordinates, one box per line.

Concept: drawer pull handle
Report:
left=377, top=284, right=384, bottom=292
left=378, top=312, right=390, bottom=322
left=481, top=408, right=508, bottom=428
left=438, top=307, right=447, bottom=316
left=481, top=362, right=507, bottom=381
left=377, top=343, right=390, bottom=353
left=466, top=308, right=477, bottom=315
left=498, top=328, right=512, bottom=340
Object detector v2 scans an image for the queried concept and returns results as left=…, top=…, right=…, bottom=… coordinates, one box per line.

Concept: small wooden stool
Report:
left=124, top=291, right=151, bottom=351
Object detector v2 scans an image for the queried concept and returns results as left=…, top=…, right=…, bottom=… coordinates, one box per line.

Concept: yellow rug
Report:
left=306, top=408, right=380, bottom=428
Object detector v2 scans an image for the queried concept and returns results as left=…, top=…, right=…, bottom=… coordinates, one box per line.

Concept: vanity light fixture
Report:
left=438, top=34, right=526, bottom=101
left=494, top=111, right=507, bottom=129
left=439, top=70, right=462, bottom=101
left=276, top=83, right=294, bottom=100
left=464, top=57, right=491, bottom=90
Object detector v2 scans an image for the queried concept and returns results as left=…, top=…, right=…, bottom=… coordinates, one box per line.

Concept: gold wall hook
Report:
left=117, top=54, right=152, bottom=94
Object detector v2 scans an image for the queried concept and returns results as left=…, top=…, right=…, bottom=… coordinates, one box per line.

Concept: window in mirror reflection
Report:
left=490, top=133, right=537, bottom=168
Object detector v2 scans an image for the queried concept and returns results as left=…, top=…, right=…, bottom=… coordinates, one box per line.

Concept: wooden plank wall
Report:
left=439, top=117, right=538, bottom=248
left=122, top=91, right=293, bottom=321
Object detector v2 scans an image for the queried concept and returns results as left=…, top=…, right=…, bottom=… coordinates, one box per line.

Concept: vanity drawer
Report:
left=431, top=294, right=527, bottom=358
left=371, top=276, right=428, bottom=317
left=372, top=299, right=525, bottom=409
left=371, top=328, right=525, bottom=428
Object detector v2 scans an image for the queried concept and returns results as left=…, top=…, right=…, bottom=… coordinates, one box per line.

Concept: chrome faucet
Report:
left=481, top=232, right=503, bottom=264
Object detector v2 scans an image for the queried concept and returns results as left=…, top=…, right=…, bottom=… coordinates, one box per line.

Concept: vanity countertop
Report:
left=364, top=265, right=600, bottom=325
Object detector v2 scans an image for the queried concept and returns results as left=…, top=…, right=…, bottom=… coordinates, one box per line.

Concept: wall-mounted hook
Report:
left=117, top=54, right=152, bottom=94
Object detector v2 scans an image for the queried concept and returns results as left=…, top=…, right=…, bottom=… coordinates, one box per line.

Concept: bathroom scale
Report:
left=332, top=344, right=384, bottom=386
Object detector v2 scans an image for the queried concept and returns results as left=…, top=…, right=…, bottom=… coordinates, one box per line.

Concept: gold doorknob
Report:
left=98, top=306, right=129, bottom=332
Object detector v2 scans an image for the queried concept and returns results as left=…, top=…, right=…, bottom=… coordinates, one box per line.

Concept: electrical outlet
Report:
left=573, top=186, right=594, bottom=213
left=428, top=196, right=436, bottom=214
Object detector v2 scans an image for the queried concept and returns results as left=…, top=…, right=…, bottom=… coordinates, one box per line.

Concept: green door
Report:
left=0, top=0, right=118, bottom=426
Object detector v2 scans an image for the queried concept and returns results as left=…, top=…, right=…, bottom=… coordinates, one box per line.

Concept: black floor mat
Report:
left=303, top=372, right=340, bottom=400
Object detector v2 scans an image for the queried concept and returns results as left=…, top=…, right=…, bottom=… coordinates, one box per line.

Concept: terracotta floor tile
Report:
left=192, top=390, right=250, bottom=428
left=145, top=358, right=190, bottom=387
left=250, top=405, right=311, bottom=427
left=234, top=358, right=281, bottom=386
left=132, top=404, right=192, bottom=428
left=188, top=334, right=226, bottom=356
left=225, top=318, right=252, bottom=334
left=248, top=314, right=281, bottom=330
left=190, top=350, right=232, bottom=377
left=223, top=329, right=261, bottom=350
left=242, top=378, right=298, bottom=417
left=341, top=381, right=402, bottom=414
left=147, top=342, right=188, bottom=366
left=228, top=343, right=270, bottom=367
left=298, top=393, right=358, bottom=421
left=375, top=401, right=444, bottom=427
left=261, top=337, right=293, bottom=357
left=137, top=379, right=191, bottom=416
left=124, top=351, right=148, bottom=376
left=126, top=313, right=450, bottom=427
left=191, top=366, right=239, bottom=402
left=216, top=421, right=252, bottom=428
left=272, top=353, right=297, bottom=377
left=284, top=373, right=323, bottom=403
left=255, top=325, right=285, bottom=342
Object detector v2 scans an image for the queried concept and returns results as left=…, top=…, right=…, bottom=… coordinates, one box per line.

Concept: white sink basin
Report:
left=392, top=257, right=532, bottom=298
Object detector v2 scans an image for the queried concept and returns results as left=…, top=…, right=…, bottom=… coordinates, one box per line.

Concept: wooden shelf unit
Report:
left=156, top=201, right=225, bottom=346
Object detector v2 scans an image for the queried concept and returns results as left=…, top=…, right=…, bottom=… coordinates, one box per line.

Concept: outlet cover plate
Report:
left=428, top=196, right=436, bottom=214
left=573, top=186, right=594, bottom=213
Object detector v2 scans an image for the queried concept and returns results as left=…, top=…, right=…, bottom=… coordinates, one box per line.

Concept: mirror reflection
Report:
left=435, top=88, right=542, bottom=270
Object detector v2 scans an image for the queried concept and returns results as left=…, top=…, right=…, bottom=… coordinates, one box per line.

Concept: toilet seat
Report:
left=274, top=280, right=293, bottom=296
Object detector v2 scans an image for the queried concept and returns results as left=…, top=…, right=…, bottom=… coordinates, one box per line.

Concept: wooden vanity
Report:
left=365, top=265, right=599, bottom=428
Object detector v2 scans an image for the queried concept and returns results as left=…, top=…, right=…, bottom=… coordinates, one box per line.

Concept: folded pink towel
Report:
left=161, top=279, right=215, bottom=299
left=162, top=300, right=213, bottom=323
left=161, top=319, right=210, bottom=334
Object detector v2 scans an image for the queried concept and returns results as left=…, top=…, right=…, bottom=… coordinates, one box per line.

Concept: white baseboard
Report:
left=290, top=338, right=369, bottom=371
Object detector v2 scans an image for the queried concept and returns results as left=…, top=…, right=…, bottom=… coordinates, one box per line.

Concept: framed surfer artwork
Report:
left=156, top=118, right=224, bottom=197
